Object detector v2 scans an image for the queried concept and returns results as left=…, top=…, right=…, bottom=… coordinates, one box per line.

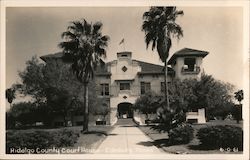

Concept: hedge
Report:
left=168, top=123, right=194, bottom=145
left=197, top=125, right=243, bottom=150
left=6, top=129, right=79, bottom=154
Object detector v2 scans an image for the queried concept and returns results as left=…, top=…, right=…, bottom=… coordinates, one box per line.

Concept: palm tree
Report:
left=142, top=7, right=184, bottom=110
left=59, top=19, right=110, bottom=132
left=234, top=90, right=243, bottom=105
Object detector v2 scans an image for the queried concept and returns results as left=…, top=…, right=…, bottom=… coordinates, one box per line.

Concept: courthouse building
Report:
left=41, top=48, right=208, bottom=126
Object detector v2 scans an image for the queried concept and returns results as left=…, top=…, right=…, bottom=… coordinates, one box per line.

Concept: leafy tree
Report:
left=193, top=74, right=235, bottom=119
left=142, top=7, right=184, bottom=110
left=157, top=79, right=193, bottom=131
left=59, top=19, right=110, bottom=132
left=154, top=74, right=236, bottom=131
left=133, top=92, right=162, bottom=120
left=90, top=98, right=110, bottom=122
left=18, top=56, right=46, bottom=103
left=14, top=56, right=96, bottom=127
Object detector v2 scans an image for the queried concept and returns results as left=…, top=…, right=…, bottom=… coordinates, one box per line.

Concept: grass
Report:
left=139, top=120, right=243, bottom=154
left=64, top=125, right=115, bottom=154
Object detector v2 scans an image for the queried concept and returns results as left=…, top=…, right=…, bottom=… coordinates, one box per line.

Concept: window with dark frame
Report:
left=100, top=83, right=109, bottom=96
left=120, top=82, right=130, bottom=90
left=184, top=58, right=196, bottom=71
left=141, top=82, right=151, bottom=94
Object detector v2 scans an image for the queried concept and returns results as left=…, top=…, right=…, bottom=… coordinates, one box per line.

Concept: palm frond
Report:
left=165, top=22, right=183, bottom=39
left=82, top=19, right=92, bottom=35
left=68, top=20, right=83, bottom=34
left=61, top=31, right=77, bottom=40
left=93, top=21, right=103, bottom=35
left=60, top=19, right=110, bottom=82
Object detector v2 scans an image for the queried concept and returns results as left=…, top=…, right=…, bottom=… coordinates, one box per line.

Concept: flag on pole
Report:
left=119, top=38, right=125, bottom=45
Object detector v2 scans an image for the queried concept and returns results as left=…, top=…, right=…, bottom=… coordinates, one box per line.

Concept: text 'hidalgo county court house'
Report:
left=41, top=48, right=208, bottom=126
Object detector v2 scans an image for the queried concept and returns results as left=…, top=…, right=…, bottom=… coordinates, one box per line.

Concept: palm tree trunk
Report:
left=82, top=83, right=89, bottom=132
left=164, top=60, right=170, bottom=110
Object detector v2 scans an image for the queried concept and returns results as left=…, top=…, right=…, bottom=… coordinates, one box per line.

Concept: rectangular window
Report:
left=100, top=83, right=109, bottom=96
left=184, top=58, right=196, bottom=71
left=120, top=82, right=130, bottom=90
left=141, top=82, right=151, bottom=94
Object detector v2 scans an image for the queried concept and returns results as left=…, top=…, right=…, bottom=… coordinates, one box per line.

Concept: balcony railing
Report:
left=181, top=66, right=200, bottom=74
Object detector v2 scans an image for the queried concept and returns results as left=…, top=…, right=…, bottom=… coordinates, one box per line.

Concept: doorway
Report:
left=117, top=102, right=133, bottom=119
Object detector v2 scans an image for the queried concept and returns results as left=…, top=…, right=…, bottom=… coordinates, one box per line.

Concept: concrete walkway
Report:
left=94, top=119, right=166, bottom=154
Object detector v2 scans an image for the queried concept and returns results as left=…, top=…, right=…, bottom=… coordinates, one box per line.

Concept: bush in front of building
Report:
left=53, top=129, right=80, bottom=147
left=168, top=123, right=194, bottom=145
left=197, top=125, right=243, bottom=150
left=6, top=129, right=79, bottom=154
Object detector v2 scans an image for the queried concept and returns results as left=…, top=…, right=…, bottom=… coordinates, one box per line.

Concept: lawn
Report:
left=139, top=120, right=243, bottom=154
left=6, top=125, right=114, bottom=154
left=63, top=125, right=115, bottom=154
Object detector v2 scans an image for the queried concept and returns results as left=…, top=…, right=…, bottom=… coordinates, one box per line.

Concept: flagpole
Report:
left=119, top=38, right=125, bottom=51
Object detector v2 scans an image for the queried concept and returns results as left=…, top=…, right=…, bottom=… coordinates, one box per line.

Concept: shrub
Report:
left=6, top=129, right=79, bottom=154
left=53, top=129, right=79, bottom=147
left=168, top=123, right=194, bottom=145
left=197, top=125, right=243, bottom=150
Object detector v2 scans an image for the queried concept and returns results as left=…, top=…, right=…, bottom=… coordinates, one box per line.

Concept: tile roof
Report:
left=40, top=52, right=64, bottom=61
left=40, top=52, right=174, bottom=76
left=168, top=48, right=209, bottom=64
left=40, top=52, right=111, bottom=76
left=134, top=60, right=174, bottom=75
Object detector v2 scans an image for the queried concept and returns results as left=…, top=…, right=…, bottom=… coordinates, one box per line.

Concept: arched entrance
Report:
left=117, top=102, right=133, bottom=119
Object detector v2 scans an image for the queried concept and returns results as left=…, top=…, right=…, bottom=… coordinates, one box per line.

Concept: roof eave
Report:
left=168, top=52, right=209, bottom=65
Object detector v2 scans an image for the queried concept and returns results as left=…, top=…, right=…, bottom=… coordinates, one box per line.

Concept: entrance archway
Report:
left=117, top=102, right=133, bottom=119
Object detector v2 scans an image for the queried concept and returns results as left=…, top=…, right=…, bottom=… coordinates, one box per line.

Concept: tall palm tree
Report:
left=142, top=7, right=183, bottom=110
left=234, top=90, right=243, bottom=105
left=59, top=19, right=109, bottom=132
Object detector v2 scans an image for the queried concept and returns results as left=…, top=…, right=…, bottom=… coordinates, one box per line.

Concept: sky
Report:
left=6, top=6, right=244, bottom=89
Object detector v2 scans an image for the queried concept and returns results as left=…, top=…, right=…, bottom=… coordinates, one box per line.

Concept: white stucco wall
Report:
left=173, top=56, right=203, bottom=80
left=186, top=108, right=206, bottom=123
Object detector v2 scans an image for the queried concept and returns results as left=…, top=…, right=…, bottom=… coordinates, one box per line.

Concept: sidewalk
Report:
left=94, top=121, right=166, bottom=154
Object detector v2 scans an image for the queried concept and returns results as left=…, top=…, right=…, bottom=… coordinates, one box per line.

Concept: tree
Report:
left=8, top=102, right=37, bottom=127
left=15, top=56, right=90, bottom=127
left=234, top=90, right=243, bottom=123
left=155, top=74, right=236, bottom=131
left=18, top=56, right=46, bottom=103
left=6, top=88, right=16, bottom=107
left=133, top=92, right=161, bottom=121
left=43, top=59, right=85, bottom=126
left=142, top=7, right=184, bottom=110
left=193, top=74, right=235, bottom=120
left=90, top=98, right=110, bottom=124
left=156, top=79, right=193, bottom=131
left=59, top=19, right=110, bottom=132
left=234, top=90, right=243, bottom=105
